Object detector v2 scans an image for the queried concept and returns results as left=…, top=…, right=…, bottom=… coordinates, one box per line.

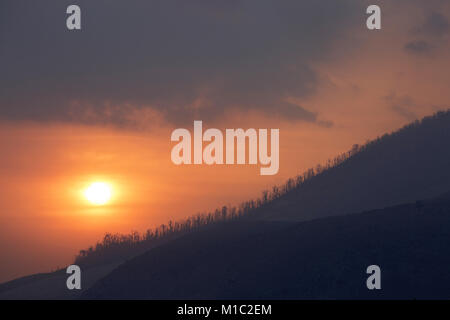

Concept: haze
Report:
left=0, top=0, right=449, bottom=282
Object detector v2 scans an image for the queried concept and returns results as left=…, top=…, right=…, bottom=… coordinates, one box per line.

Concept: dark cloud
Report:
left=415, top=12, right=449, bottom=37
left=404, top=40, right=434, bottom=55
left=405, top=11, right=449, bottom=57
left=0, top=0, right=364, bottom=128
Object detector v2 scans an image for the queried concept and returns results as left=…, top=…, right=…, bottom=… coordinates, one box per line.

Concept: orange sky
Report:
left=0, top=1, right=449, bottom=282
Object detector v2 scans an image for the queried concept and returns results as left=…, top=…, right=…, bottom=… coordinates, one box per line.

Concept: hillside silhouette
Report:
left=261, top=110, right=450, bottom=221
left=2, top=110, right=450, bottom=299
left=74, top=110, right=450, bottom=268
left=83, top=191, right=450, bottom=299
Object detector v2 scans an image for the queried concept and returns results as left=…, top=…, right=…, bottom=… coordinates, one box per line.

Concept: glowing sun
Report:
left=84, top=182, right=112, bottom=205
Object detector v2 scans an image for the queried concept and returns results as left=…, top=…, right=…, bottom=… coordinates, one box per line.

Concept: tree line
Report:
left=75, top=110, right=450, bottom=267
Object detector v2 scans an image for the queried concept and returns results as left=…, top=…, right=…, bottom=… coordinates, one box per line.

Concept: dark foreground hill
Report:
left=83, top=192, right=450, bottom=299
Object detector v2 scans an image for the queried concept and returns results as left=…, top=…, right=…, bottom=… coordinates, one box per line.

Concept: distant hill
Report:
left=83, top=191, right=450, bottom=299
left=258, top=110, right=450, bottom=221
left=0, top=263, right=121, bottom=300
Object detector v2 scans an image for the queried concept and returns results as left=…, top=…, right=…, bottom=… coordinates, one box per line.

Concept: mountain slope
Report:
left=260, top=111, right=450, bottom=221
left=4, top=111, right=450, bottom=299
left=83, top=192, right=450, bottom=299
left=0, top=262, right=121, bottom=300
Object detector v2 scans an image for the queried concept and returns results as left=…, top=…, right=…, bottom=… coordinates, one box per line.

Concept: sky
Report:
left=0, top=0, right=449, bottom=282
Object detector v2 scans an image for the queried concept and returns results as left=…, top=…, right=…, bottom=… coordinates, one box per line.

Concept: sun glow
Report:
left=84, top=182, right=112, bottom=205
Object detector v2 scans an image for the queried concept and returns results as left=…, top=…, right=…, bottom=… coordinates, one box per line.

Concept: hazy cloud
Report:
left=0, top=1, right=447, bottom=128
left=415, top=12, right=449, bottom=37
left=0, top=0, right=363, bottom=128
left=404, top=40, right=435, bottom=55
left=406, top=11, right=449, bottom=57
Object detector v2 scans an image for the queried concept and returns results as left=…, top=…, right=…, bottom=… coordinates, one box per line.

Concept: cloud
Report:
left=0, top=0, right=363, bottom=128
left=405, top=11, right=450, bottom=57
left=2, top=1, right=447, bottom=129
left=404, top=40, right=434, bottom=55
left=415, top=12, right=449, bottom=37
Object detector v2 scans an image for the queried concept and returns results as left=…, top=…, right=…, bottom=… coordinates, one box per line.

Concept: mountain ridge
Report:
left=2, top=110, right=450, bottom=299
left=82, top=190, right=450, bottom=299
left=258, top=110, right=450, bottom=221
